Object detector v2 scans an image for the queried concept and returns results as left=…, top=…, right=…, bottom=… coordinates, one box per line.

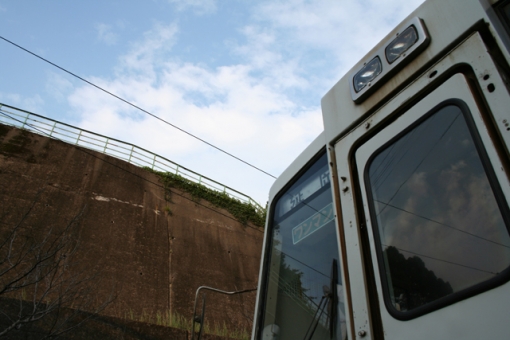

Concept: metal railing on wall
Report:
left=0, top=103, right=263, bottom=210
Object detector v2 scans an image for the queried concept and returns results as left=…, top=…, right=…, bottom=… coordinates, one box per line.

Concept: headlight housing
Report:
left=349, top=17, right=430, bottom=104
left=353, top=57, right=383, bottom=93
left=385, top=25, right=418, bottom=64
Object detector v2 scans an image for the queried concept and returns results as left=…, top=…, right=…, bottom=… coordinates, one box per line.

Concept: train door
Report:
left=334, top=32, right=510, bottom=339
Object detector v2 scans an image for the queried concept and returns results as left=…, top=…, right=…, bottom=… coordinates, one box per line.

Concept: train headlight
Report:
left=353, top=57, right=382, bottom=93
left=385, top=25, right=418, bottom=64
left=349, top=17, right=430, bottom=104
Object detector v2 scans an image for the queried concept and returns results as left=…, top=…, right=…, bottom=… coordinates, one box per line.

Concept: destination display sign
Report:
left=292, top=202, right=334, bottom=245
left=278, top=167, right=330, bottom=217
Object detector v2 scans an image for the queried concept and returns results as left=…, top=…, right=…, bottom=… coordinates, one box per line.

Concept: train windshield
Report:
left=261, top=152, right=346, bottom=340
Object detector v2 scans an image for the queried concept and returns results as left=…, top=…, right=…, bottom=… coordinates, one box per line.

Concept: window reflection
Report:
left=367, top=104, right=510, bottom=313
left=262, top=153, right=346, bottom=339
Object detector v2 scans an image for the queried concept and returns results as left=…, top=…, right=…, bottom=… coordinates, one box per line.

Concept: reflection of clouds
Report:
left=371, top=105, right=510, bottom=296
left=461, top=139, right=471, bottom=147
left=407, top=171, right=428, bottom=196
left=440, top=162, right=501, bottom=240
left=382, top=157, right=510, bottom=291
left=440, top=160, right=468, bottom=216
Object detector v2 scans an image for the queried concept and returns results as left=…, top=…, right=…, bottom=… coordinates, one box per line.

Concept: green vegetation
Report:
left=164, top=206, right=173, bottom=215
left=122, top=309, right=250, bottom=340
left=145, top=168, right=266, bottom=227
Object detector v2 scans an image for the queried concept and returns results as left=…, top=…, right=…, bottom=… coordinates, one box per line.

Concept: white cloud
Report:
left=167, top=0, right=217, bottom=15
left=233, top=26, right=309, bottom=91
left=66, top=1, right=426, bottom=204
left=0, top=93, right=44, bottom=113
left=117, top=23, right=179, bottom=77
left=45, top=72, right=73, bottom=102
left=253, top=0, right=426, bottom=76
left=95, top=23, right=118, bottom=45
left=68, top=20, right=323, bottom=203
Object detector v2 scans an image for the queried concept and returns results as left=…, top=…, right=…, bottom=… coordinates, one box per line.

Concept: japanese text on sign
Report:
left=292, top=202, right=334, bottom=244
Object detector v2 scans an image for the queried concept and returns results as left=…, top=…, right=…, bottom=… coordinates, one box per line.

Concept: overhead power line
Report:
left=0, top=35, right=277, bottom=179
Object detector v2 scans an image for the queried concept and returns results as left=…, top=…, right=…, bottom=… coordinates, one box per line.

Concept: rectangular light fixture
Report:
left=353, top=57, right=383, bottom=93
left=386, top=25, right=419, bottom=64
left=349, top=17, right=430, bottom=104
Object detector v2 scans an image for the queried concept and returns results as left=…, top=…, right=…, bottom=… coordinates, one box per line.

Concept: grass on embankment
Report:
left=122, top=310, right=251, bottom=340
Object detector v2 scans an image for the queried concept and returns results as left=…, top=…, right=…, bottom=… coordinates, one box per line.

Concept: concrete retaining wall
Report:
left=0, top=124, right=263, bottom=336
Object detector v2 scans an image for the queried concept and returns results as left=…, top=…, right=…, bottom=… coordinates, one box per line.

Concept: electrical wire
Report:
left=375, top=199, right=510, bottom=249
left=282, top=251, right=330, bottom=279
left=0, top=35, right=277, bottom=179
left=385, top=244, right=498, bottom=276
left=375, top=112, right=460, bottom=217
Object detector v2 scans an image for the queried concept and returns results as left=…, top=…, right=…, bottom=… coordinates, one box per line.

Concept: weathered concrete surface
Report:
left=0, top=124, right=263, bottom=335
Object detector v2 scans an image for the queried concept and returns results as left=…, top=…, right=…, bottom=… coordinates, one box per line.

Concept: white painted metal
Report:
left=333, top=32, right=510, bottom=340
left=356, top=74, right=510, bottom=339
left=322, top=0, right=510, bottom=147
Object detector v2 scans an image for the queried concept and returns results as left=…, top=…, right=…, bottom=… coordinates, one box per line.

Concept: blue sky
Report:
left=0, top=0, right=425, bottom=204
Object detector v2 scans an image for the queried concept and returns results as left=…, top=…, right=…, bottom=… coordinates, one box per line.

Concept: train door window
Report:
left=355, top=74, right=510, bottom=326
left=496, top=0, right=510, bottom=36
left=260, top=152, right=346, bottom=340
left=365, top=100, right=510, bottom=318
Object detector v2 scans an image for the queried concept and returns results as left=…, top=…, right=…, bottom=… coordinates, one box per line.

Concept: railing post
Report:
left=49, top=122, right=57, bottom=138
left=0, top=104, right=263, bottom=209
left=21, top=112, right=29, bottom=129
left=75, top=130, right=83, bottom=145
left=151, top=155, right=157, bottom=170
left=128, top=145, right=135, bottom=163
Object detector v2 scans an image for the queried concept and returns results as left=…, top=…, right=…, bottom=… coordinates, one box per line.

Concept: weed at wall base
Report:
left=121, top=309, right=250, bottom=340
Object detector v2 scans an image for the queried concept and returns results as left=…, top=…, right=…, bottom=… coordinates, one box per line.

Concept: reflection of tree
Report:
left=279, top=255, right=334, bottom=329
left=278, top=255, right=309, bottom=302
left=385, top=246, right=453, bottom=311
left=272, top=225, right=310, bottom=305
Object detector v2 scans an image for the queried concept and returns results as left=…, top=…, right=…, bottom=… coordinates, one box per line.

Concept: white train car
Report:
left=252, top=0, right=510, bottom=339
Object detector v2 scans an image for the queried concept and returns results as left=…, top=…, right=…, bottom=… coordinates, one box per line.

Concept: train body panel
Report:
left=252, top=0, right=510, bottom=339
